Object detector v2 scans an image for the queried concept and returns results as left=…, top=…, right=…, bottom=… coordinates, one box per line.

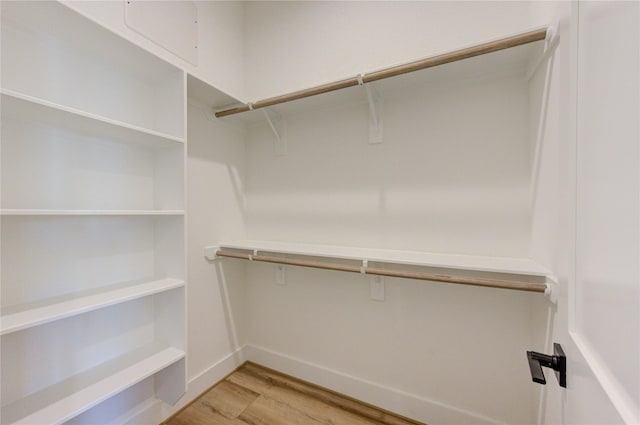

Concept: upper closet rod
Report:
left=215, top=249, right=547, bottom=294
left=215, top=27, right=548, bottom=118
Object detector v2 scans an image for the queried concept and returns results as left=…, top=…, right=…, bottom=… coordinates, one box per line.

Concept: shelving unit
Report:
left=1, top=2, right=187, bottom=423
left=1, top=343, right=185, bottom=425
left=1, top=1, right=185, bottom=138
left=211, top=240, right=551, bottom=294
left=216, top=240, right=550, bottom=276
left=1, top=90, right=184, bottom=212
left=209, top=26, right=558, bottom=297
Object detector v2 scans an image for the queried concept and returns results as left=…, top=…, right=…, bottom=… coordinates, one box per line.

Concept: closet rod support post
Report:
left=262, top=108, right=287, bottom=155
left=363, top=82, right=383, bottom=144
left=525, top=25, right=560, bottom=81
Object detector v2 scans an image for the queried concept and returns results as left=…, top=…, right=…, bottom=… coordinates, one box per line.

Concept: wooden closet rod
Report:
left=215, top=28, right=548, bottom=118
left=215, top=249, right=547, bottom=293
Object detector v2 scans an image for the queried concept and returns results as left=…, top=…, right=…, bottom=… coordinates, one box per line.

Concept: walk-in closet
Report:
left=1, top=1, right=638, bottom=424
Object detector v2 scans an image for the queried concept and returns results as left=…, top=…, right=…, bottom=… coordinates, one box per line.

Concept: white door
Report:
left=565, top=1, right=639, bottom=424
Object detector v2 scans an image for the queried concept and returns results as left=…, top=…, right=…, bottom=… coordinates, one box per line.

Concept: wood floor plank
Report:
left=185, top=402, right=236, bottom=425
left=162, top=362, right=426, bottom=425
left=239, top=363, right=423, bottom=425
left=165, top=403, right=233, bottom=425
left=226, top=367, right=275, bottom=394
left=231, top=364, right=383, bottom=425
left=262, top=383, right=385, bottom=425
left=237, top=394, right=325, bottom=425
left=165, top=380, right=260, bottom=425
left=200, top=380, right=261, bottom=418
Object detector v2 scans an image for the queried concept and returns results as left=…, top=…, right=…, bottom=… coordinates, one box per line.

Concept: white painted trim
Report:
left=570, top=332, right=639, bottom=425
left=188, top=346, right=248, bottom=394
left=125, top=346, right=248, bottom=424
left=245, top=344, right=505, bottom=425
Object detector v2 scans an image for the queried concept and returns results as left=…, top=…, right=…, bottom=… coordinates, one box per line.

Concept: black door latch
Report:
left=526, top=343, right=566, bottom=388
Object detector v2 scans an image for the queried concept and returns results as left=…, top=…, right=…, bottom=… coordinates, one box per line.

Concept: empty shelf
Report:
left=1, top=89, right=185, bottom=146
left=1, top=278, right=185, bottom=335
left=218, top=240, right=550, bottom=277
left=1, top=344, right=185, bottom=425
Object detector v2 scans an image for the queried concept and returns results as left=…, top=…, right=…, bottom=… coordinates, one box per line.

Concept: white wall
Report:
left=240, top=2, right=552, bottom=424
left=63, top=0, right=245, bottom=101
left=244, top=1, right=545, bottom=100
left=245, top=75, right=532, bottom=257
left=242, top=78, right=539, bottom=425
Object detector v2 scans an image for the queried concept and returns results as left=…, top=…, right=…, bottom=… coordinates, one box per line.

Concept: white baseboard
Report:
left=126, top=346, right=248, bottom=424
left=127, top=344, right=503, bottom=425
left=174, top=345, right=248, bottom=412
left=245, top=344, right=503, bottom=425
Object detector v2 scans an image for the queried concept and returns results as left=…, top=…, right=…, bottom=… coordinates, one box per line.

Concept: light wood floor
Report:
left=163, top=362, right=426, bottom=425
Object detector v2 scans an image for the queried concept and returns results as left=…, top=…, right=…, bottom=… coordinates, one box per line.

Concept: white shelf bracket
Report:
left=358, top=74, right=383, bottom=144
left=262, top=108, right=287, bottom=156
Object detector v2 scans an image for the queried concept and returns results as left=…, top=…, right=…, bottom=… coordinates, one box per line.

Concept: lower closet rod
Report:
left=215, top=249, right=547, bottom=294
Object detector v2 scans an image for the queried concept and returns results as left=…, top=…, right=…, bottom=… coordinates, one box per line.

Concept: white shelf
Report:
left=1, top=344, right=185, bottom=425
left=1, top=89, right=185, bottom=146
left=187, top=74, right=243, bottom=109
left=1, top=278, right=184, bottom=336
left=0, top=209, right=185, bottom=216
left=219, top=240, right=551, bottom=277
